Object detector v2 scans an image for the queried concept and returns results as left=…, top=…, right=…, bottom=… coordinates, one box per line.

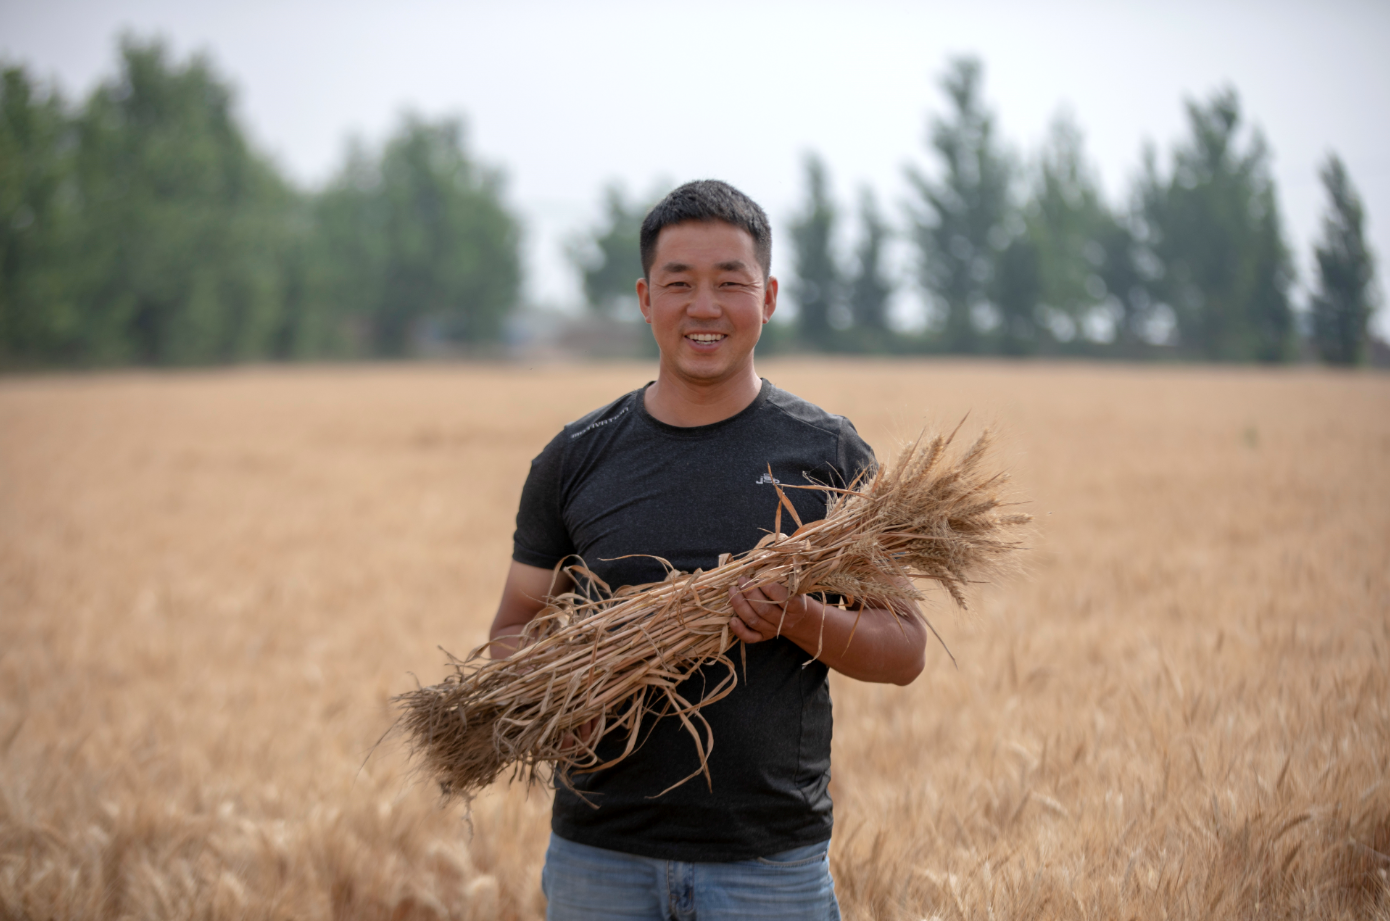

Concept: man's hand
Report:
left=727, top=577, right=808, bottom=643
left=728, top=577, right=928, bottom=686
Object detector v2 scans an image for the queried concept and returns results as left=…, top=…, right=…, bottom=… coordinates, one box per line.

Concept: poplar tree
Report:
left=0, top=67, right=77, bottom=364
left=310, top=116, right=522, bottom=355
left=375, top=117, right=519, bottom=351
left=0, top=35, right=526, bottom=365
left=789, top=153, right=840, bottom=349
left=994, top=234, right=1041, bottom=355
left=568, top=183, right=652, bottom=316
left=307, top=140, right=389, bottom=355
left=1139, top=89, right=1294, bottom=361
left=906, top=57, right=1012, bottom=353
left=1095, top=216, right=1156, bottom=352
left=1024, top=114, right=1111, bottom=344
left=1311, top=154, right=1379, bottom=365
left=71, top=37, right=295, bottom=364
left=847, top=187, right=892, bottom=334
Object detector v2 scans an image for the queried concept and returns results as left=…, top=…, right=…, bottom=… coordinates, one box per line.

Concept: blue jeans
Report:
left=541, top=833, right=841, bottom=921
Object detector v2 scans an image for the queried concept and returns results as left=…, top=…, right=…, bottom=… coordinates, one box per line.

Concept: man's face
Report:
left=636, top=220, right=777, bottom=388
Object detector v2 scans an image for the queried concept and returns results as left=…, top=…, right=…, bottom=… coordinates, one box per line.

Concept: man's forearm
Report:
left=488, top=560, right=572, bottom=661
left=770, top=594, right=927, bottom=685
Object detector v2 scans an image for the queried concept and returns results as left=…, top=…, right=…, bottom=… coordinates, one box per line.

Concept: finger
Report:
left=755, top=580, right=791, bottom=604
left=735, top=578, right=786, bottom=613
left=736, top=580, right=781, bottom=612
left=728, top=613, right=764, bottom=644
left=728, top=585, right=761, bottom=627
left=738, top=578, right=783, bottom=602
left=745, top=593, right=784, bottom=615
left=729, top=586, right=775, bottom=641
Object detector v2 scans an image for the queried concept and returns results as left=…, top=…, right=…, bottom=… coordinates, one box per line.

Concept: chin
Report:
left=663, top=353, right=729, bottom=380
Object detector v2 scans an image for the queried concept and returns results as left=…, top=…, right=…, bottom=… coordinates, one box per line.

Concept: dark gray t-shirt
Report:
left=512, top=379, right=875, bottom=862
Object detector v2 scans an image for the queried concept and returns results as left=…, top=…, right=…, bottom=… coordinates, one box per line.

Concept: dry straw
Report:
left=396, top=424, right=1031, bottom=802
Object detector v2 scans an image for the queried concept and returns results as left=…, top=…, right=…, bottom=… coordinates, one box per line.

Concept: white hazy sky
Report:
left=4, top=0, right=1388, bottom=335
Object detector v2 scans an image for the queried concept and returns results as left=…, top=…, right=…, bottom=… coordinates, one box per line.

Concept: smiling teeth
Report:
left=688, top=334, right=725, bottom=342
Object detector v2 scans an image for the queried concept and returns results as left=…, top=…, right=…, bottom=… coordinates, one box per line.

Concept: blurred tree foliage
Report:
left=1095, top=216, right=1156, bottom=354
left=1137, top=90, right=1294, bottom=362
left=0, top=37, right=521, bottom=367
left=993, top=233, right=1041, bottom=356
left=70, top=39, right=295, bottom=365
left=567, top=183, right=653, bottom=316
left=789, top=153, right=841, bottom=349
left=890, top=63, right=1345, bottom=363
left=1022, top=115, right=1112, bottom=345
left=0, top=68, right=75, bottom=361
left=1311, top=154, right=1379, bottom=365
left=847, top=187, right=894, bottom=342
left=3, top=39, right=1381, bottom=367
left=906, top=57, right=1013, bottom=354
left=312, top=117, right=521, bottom=355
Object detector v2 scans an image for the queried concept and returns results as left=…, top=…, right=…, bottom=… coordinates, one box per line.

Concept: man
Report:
left=489, top=180, right=927, bottom=920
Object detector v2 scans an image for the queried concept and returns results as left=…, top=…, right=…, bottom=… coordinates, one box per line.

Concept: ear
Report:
left=762, top=276, right=778, bottom=324
left=637, top=277, right=652, bottom=324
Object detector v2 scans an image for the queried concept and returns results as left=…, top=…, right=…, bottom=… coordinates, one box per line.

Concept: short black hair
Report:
left=640, top=180, right=772, bottom=280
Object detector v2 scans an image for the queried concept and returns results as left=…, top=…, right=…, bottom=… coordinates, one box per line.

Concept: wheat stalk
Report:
left=395, top=425, right=1031, bottom=802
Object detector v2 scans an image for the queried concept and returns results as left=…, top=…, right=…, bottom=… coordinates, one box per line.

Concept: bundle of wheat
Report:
left=396, top=426, right=1031, bottom=802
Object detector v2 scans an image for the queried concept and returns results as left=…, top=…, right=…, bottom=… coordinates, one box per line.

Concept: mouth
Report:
left=685, top=332, right=727, bottom=344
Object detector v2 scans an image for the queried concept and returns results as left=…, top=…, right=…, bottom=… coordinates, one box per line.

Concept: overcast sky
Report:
left=4, top=0, right=1387, bottom=335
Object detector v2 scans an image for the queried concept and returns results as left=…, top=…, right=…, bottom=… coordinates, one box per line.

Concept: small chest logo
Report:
left=755, top=472, right=781, bottom=486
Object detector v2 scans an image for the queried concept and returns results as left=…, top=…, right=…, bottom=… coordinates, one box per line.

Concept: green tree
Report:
left=263, top=196, right=329, bottom=360
left=568, top=183, right=653, bottom=316
left=1310, top=154, right=1379, bottom=366
left=1139, top=89, right=1294, bottom=362
left=994, top=235, right=1041, bottom=355
left=906, top=57, right=1013, bottom=353
left=1095, top=216, right=1156, bottom=352
left=789, top=153, right=840, bottom=349
left=302, top=140, right=383, bottom=356
left=311, top=116, right=522, bottom=355
left=847, top=187, right=893, bottom=336
left=375, top=116, right=519, bottom=352
left=69, top=37, right=297, bottom=365
left=1023, top=114, right=1111, bottom=344
left=1, top=36, right=522, bottom=366
left=0, top=66, right=78, bottom=365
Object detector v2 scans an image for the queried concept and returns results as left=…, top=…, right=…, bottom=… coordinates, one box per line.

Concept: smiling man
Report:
left=489, top=180, right=927, bottom=920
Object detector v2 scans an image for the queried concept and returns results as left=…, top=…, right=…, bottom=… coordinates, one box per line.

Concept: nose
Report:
left=687, top=282, right=721, bottom=318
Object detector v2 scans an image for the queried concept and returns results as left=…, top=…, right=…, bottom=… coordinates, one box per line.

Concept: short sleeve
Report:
left=836, top=417, right=877, bottom=488
left=512, top=431, right=577, bottom=569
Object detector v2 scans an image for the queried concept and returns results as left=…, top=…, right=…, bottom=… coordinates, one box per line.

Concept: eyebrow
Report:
left=658, top=260, right=753, bottom=275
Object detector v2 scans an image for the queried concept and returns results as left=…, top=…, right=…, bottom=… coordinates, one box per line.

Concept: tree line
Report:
left=574, top=59, right=1381, bottom=365
left=1, top=37, right=519, bottom=367
left=2, top=42, right=1381, bottom=368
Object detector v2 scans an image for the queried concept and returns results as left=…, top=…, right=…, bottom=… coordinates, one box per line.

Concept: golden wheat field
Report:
left=1, top=359, right=1387, bottom=920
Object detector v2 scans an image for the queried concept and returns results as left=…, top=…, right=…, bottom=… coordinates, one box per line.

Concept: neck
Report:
left=643, top=364, right=763, bottom=427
